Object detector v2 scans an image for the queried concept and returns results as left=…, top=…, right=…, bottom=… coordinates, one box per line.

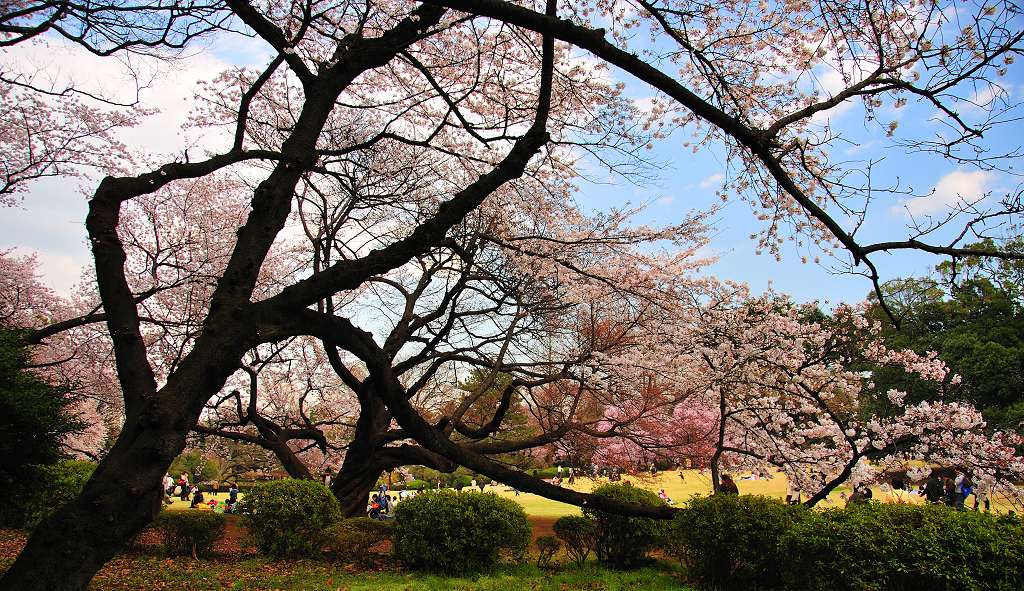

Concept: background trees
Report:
left=866, top=245, right=1024, bottom=431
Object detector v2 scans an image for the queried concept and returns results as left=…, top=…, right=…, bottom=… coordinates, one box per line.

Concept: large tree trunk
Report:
left=333, top=458, right=385, bottom=517
left=709, top=454, right=722, bottom=492
left=0, top=397, right=192, bottom=591
left=331, top=393, right=390, bottom=516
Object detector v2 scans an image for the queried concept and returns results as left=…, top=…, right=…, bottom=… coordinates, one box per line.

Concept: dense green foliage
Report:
left=867, top=277, right=1024, bottom=431
left=404, top=467, right=485, bottom=490
left=666, top=495, right=1023, bottom=591
left=0, top=329, right=85, bottom=527
left=552, top=515, right=597, bottom=566
left=323, top=517, right=392, bottom=565
left=391, top=490, right=531, bottom=573
left=535, top=536, right=560, bottom=568
left=668, top=494, right=806, bottom=590
left=584, top=484, right=668, bottom=569
left=21, top=460, right=95, bottom=530
left=154, top=511, right=226, bottom=557
left=168, top=450, right=223, bottom=485
left=780, top=503, right=1024, bottom=591
left=237, top=479, right=341, bottom=557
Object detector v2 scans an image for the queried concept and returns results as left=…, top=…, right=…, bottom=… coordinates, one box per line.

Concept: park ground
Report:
left=0, top=523, right=689, bottom=591
left=168, top=468, right=1021, bottom=516
left=5, top=470, right=1018, bottom=590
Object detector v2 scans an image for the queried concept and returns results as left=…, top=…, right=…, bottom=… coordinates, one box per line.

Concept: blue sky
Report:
left=2, top=17, right=1021, bottom=308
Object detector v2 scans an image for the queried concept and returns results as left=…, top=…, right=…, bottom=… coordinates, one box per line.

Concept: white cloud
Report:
left=900, top=169, right=995, bottom=217
left=632, top=96, right=656, bottom=115
left=699, top=173, right=724, bottom=189
left=1, top=36, right=250, bottom=293
left=808, top=67, right=857, bottom=126
left=3, top=37, right=237, bottom=158
left=967, top=83, right=1011, bottom=113
left=845, top=140, right=877, bottom=156
left=31, top=249, right=89, bottom=296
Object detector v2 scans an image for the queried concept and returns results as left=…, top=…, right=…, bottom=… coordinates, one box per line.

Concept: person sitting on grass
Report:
left=190, top=490, right=206, bottom=509
left=718, top=474, right=739, bottom=495
left=846, top=486, right=873, bottom=506
left=368, top=494, right=382, bottom=519
left=658, top=489, right=675, bottom=505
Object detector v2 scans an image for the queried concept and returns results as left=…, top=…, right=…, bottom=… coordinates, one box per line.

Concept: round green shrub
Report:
left=154, top=511, right=226, bottom=557
left=391, top=490, right=531, bottom=573
left=535, top=535, right=561, bottom=568
left=236, top=479, right=341, bottom=557
left=323, top=517, right=392, bottom=565
left=553, top=515, right=597, bottom=566
left=22, top=460, right=95, bottom=529
left=531, top=467, right=559, bottom=479
left=669, top=494, right=806, bottom=590
left=780, top=503, right=1024, bottom=591
left=584, top=483, right=669, bottom=569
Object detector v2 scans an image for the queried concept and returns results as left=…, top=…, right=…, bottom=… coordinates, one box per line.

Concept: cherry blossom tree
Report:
left=2, top=0, right=1024, bottom=589
left=586, top=289, right=1024, bottom=507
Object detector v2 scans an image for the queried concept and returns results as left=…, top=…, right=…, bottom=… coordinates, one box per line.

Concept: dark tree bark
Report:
left=331, top=392, right=392, bottom=516
left=0, top=8, right=449, bottom=589
left=0, top=372, right=213, bottom=589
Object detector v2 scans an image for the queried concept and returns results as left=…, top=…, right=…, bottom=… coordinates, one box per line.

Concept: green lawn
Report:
left=85, top=558, right=691, bottom=591
left=0, top=528, right=690, bottom=591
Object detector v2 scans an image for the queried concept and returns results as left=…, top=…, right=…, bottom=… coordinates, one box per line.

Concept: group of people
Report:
left=921, top=471, right=989, bottom=511
left=782, top=469, right=992, bottom=510
left=367, top=484, right=419, bottom=519
left=162, top=473, right=240, bottom=513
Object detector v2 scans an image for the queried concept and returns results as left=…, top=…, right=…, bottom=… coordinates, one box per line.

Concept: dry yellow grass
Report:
left=163, top=470, right=1020, bottom=517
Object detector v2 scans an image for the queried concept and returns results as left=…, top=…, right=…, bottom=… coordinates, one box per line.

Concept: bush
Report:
left=535, top=535, right=561, bottom=568
left=553, top=515, right=597, bottom=566
left=584, top=483, right=668, bottom=569
left=530, top=467, right=559, bottom=479
left=236, top=479, right=341, bottom=557
left=21, top=460, right=96, bottom=529
left=780, top=503, right=1024, bottom=591
left=405, top=479, right=429, bottom=490
left=391, top=490, right=531, bottom=573
left=154, top=511, right=226, bottom=558
left=669, top=494, right=806, bottom=590
left=324, top=517, right=392, bottom=565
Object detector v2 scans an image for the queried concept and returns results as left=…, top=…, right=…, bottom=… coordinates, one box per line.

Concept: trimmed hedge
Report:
left=154, top=511, right=226, bottom=557
left=668, top=497, right=1024, bottom=591
left=236, top=479, right=340, bottom=557
left=584, top=483, right=668, bottom=569
left=780, top=503, right=1024, bottom=591
left=553, top=515, right=597, bottom=566
left=323, top=517, right=392, bottom=565
left=391, top=490, right=531, bottom=573
left=669, top=494, right=806, bottom=590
